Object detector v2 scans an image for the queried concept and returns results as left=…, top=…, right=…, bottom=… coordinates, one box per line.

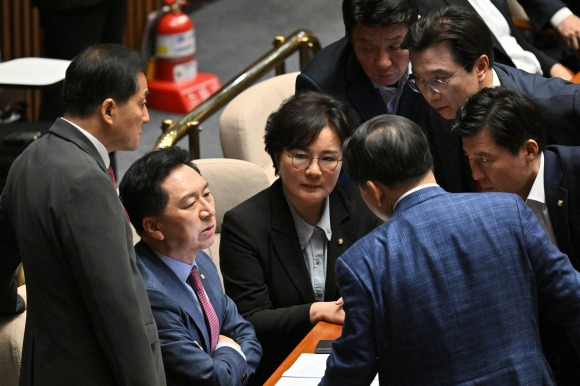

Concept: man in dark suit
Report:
left=416, top=0, right=571, bottom=79
left=403, top=6, right=580, bottom=146
left=320, top=114, right=580, bottom=385
left=453, top=86, right=580, bottom=383
left=119, top=146, right=262, bottom=386
left=0, top=44, right=166, bottom=385
left=296, top=0, right=474, bottom=193
left=518, top=0, right=580, bottom=70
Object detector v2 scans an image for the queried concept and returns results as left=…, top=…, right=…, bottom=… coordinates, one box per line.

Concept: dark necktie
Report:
left=108, top=165, right=130, bottom=220
left=187, top=266, right=219, bottom=354
left=107, top=165, right=117, bottom=188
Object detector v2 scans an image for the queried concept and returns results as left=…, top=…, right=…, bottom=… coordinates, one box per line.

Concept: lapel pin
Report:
left=200, top=274, right=206, bottom=280
left=558, top=200, right=564, bottom=207
left=337, top=238, right=344, bottom=246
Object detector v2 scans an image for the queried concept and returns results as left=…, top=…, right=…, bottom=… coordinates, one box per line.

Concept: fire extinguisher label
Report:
left=173, top=59, right=198, bottom=82
left=156, top=30, right=196, bottom=59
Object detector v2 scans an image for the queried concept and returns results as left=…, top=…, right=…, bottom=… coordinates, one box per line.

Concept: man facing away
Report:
left=319, top=114, right=580, bottom=385
left=0, top=44, right=166, bottom=385
left=453, top=86, right=580, bottom=383
left=119, top=146, right=262, bottom=385
left=296, top=0, right=473, bottom=193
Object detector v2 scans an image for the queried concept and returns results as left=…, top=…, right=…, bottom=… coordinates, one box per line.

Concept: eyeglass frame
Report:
left=283, top=151, right=342, bottom=172
left=407, top=65, right=468, bottom=94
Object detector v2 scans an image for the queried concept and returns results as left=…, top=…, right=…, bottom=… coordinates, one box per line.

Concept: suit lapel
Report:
left=325, top=192, right=353, bottom=300
left=344, top=48, right=388, bottom=121
left=269, top=181, right=315, bottom=303
left=136, top=242, right=212, bottom=350
left=544, top=151, right=574, bottom=261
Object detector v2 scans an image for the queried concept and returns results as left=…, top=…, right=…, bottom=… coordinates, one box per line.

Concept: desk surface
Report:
left=0, top=58, right=70, bottom=87
left=264, top=321, right=342, bottom=386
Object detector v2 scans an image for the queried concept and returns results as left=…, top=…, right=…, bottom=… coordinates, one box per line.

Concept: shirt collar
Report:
left=491, top=68, right=501, bottom=87
left=394, top=183, right=439, bottom=211
left=62, top=118, right=111, bottom=168
left=526, top=152, right=546, bottom=204
left=286, top=195, right=332, bottom=249
left=154, top=249, right=197, bottom=284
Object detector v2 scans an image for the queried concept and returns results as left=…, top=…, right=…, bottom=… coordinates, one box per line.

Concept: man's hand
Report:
left=550, top=62, right=573, bottom=81
left=557, top=14, right=580, bottom=54
left=218, top=334, right=242, bottom=350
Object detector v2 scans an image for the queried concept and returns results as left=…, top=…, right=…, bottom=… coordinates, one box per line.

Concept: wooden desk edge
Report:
left=263, top=321, right=342, bottom=386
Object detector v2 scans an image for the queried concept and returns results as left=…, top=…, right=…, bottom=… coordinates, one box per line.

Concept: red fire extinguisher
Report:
left=154, top=0, right=197, bottom=82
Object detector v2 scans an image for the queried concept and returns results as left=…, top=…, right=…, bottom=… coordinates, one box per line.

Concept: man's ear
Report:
left=365, top=180, right=384, bottom=208
left=101, top=98, right=116, bottom=125
left=475, top=54, right=490, bottom=82
left=142, top=217, right=164, bottom=241
left=523, top=139, right=540, bottom=161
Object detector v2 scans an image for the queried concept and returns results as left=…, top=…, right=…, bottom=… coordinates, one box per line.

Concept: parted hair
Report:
left=343, top=114, right=433, bottom=189
left=119, top=146, right=200, bottom=236
left=264, top=91, right=359, bottom=176
left=452, top=87, right=547, bottom=155
left=62, top=43, right=147, bottom=117
left=402, top=6, right=495, bottom=71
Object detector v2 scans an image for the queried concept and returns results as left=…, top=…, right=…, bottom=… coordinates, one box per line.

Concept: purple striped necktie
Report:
left=187, top=266, right=219, bottom=354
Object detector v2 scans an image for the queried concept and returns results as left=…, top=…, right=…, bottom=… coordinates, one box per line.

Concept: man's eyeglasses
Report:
left=284, top=152, right=342, bottom=172
left=407, top=65, right=467, bottom=94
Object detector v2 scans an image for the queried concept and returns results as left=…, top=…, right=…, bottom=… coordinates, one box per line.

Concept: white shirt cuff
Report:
left=215, top=341, right=247, bottom=361
left=551, top=7, right=573, bottom=28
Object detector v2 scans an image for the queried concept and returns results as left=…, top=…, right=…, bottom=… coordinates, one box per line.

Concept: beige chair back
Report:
left=0, top=285, right=26, bottom=386
left=195, top=158, right=270, bottom=286
left=219, top=72, right=299, bottom=183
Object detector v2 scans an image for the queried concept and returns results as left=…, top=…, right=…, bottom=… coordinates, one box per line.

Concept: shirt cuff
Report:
left=215, top=341, right=247, bottom=361
left=552, top=7, right=573, bottom=28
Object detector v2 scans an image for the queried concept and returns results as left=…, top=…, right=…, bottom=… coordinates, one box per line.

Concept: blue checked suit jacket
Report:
left=320, top=186, right=580, bottom=386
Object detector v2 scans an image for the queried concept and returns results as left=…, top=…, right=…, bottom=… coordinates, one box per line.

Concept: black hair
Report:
left=343, top=114, right=433, bottom=189
left=62, top=43, right=148, bottom=117
left=402, top=6, right=494, bottom=71
left=452, top=87, right=547, bottom=154
left=342, top=0, right=419, bottom=37
left=264, top=91, right=359, bottom=176
left=119, top=147, right=200, bottom=236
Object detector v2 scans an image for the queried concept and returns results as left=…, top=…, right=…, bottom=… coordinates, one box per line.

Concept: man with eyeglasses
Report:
left=403, top=6, right=580, bottom=146
left=296, top=0, right=475, bottom=193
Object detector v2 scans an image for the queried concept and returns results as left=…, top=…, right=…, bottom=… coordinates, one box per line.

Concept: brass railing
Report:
left=153, top=29, right=321, bottom=158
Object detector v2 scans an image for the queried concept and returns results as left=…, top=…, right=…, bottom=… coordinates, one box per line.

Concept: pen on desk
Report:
left=194, top=341, right=205, bottom=351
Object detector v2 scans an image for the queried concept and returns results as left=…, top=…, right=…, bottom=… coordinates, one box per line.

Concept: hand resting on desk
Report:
left=309, top=297, right=345, bottom=325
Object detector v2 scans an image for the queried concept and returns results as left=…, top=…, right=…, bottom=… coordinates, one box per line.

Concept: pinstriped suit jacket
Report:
left=321, top=186, right=580, bottom=385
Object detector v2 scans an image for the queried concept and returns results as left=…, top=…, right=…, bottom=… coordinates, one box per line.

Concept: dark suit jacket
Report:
left=219, top=179, right=381, bottom=384
left=0, top=118, right=166, bottom=385
left=135, top=241, right=262, bottom=386
left=296, top=37, right=475, bottom=193
left=518, top=0, right=578, bottom=29
left=494, top=62, right=580, bottom=145
left=417, top=0, right=557, bottom=76
left=321, top=187, right=580, bottom=385
left=539, top=145, right=580, bottom=385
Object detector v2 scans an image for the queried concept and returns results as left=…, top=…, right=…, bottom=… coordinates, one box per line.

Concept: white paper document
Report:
left=276, top=353, right=378, bottom=385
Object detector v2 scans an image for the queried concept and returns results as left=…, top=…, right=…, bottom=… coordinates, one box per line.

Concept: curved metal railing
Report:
left=153, top=29, right=321, bottom=158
